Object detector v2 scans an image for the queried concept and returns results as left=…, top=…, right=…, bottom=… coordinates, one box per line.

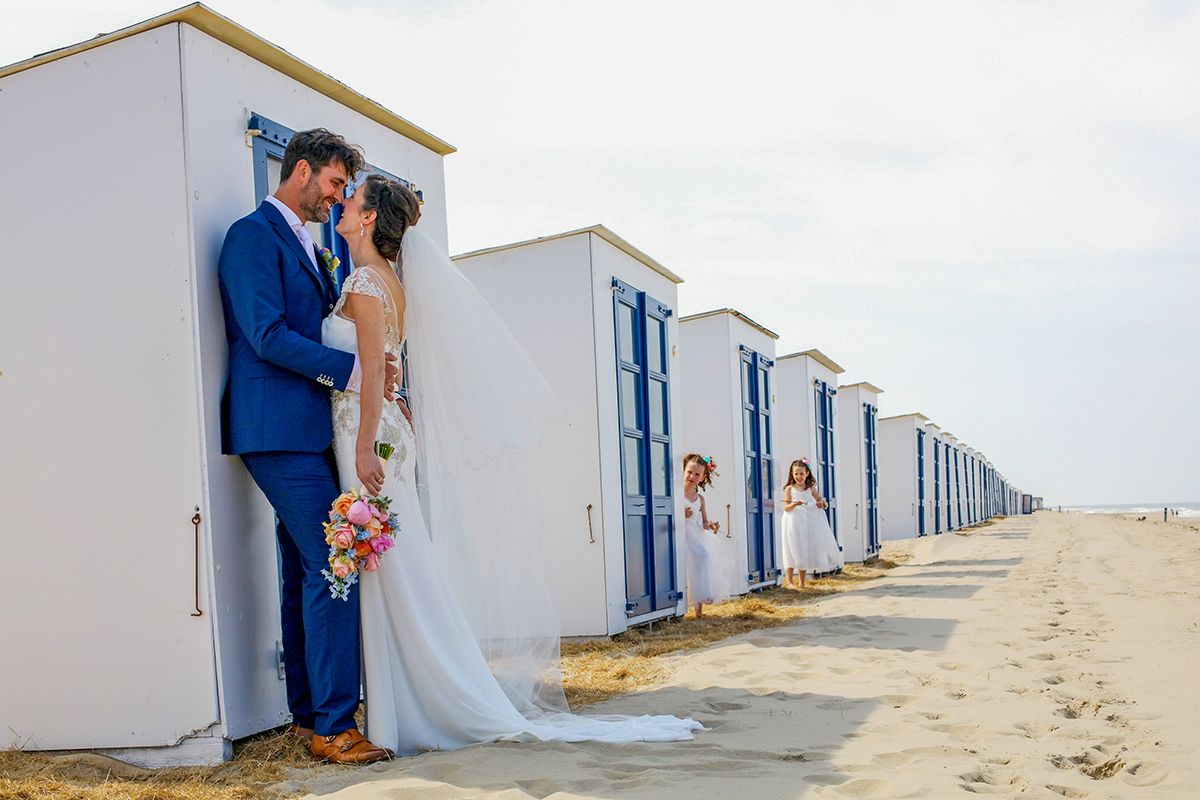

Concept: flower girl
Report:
left=681, top=454, right=725, bottom=618
left=780, top=459, right=843, bottom=587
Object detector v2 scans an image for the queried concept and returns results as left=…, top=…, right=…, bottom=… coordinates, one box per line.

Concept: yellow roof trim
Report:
left=678, top=308, right=779, bottom=340
left=776, top=348, right=845, bottom=374
left=0, top=3, right=455, bottom=156
left=840, top=381, right=885, bottom=395
left=452, top=225, right=684, bottom=284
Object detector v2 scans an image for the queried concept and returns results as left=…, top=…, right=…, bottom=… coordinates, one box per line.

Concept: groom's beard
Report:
left=299, top=176, right=333, bottom=224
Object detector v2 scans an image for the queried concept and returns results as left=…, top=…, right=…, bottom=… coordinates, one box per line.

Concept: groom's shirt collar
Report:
left=265, top=195, right=320, bottom=271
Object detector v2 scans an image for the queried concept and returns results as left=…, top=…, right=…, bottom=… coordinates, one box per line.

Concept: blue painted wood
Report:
left=916, top=428, right=926, bottom=536
left=742, top=347, right=778, bottom=585
left=863, top=403, right=880, bottom=555
left=813, top=380, right=840, bottom=544
left=613, top=278, right=678, bottom=617
left=932, top=436, right=942, bottom=534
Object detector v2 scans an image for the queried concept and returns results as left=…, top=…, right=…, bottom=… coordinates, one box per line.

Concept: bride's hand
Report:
left=357, top=448, right=386, bottom=495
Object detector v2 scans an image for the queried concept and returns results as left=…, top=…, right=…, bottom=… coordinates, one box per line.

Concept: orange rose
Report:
left=354, top=540, right=373, bottom=558
left=333, top=492, right=356, bottom=518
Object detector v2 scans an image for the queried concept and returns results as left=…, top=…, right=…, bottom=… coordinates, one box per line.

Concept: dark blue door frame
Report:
left=742, top=347, right=778, bottom=586
left=863, top=403, right=880, bottom=556
left=613, top=278, right=681, bottom=617
left=953, top=447, right=964, bottom=528
left=944, top=443, right=953, bottom=531
left=916, top=428, right=926, bottom=536
left=932, top=437, right=942, bottom=534
left=813, top=379, right=840, bottom=545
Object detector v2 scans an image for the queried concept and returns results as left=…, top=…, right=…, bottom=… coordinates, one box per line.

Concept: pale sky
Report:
left=4, top=0, right=1197, bottom=506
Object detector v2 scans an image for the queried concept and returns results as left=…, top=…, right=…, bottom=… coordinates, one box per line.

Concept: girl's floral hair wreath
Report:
left=701, top=455, right=718, bottom=475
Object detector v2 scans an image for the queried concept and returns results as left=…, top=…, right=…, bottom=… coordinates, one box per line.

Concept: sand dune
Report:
left=285, top=513, right=1199, bottom=798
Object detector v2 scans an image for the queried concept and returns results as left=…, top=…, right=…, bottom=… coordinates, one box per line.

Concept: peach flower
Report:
left=332, top=527, right=355, bottom=551
left=333, top=492, right=356, bottom=518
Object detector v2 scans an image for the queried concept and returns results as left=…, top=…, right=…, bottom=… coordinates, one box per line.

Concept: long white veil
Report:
left=398, top=226, right=568, bottom=715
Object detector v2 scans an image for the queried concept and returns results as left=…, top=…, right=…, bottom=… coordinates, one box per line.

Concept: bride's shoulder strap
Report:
left=342, top=266, right=387, bottom=303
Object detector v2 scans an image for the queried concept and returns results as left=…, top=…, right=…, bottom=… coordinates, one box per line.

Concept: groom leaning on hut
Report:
left=217, top=128, right=398, bottom=764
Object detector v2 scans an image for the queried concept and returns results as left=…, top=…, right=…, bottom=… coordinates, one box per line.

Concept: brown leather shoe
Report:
left=310, top=728, right=390, bottom=764
left=287, top=723, right=313, bottom=741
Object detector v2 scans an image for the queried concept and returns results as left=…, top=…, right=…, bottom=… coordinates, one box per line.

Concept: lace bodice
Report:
left=322, top=266, right=413, bottom=475
left=329, top=267, right=405, bottom=356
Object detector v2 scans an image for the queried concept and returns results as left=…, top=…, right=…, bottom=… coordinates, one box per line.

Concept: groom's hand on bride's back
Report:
left=383, top=353, right=399, bottom=399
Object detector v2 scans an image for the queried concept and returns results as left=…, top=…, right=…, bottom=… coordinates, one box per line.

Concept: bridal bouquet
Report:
left=321, top=465, right=398, bottom=600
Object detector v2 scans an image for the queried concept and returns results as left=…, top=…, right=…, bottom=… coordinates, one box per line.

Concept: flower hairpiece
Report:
left=701, top=456, right=719, bottom=476
left=320, top=247, right=341, bottom=283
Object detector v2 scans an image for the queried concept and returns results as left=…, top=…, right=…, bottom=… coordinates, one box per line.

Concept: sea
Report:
left=1061, top=502, right=1200, bottom=519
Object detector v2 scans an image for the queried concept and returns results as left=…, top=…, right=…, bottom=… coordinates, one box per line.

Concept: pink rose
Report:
left=347, top=500, right=373, bottom=526
left=371, top=534, right=394, bottom=555
left=370, top=504, right=387, bottom=521
left=331, top=559, right=353, bottom=579
left=363, top=552, right=380, bottom=572
left=332, top=526, right=355, bottom=550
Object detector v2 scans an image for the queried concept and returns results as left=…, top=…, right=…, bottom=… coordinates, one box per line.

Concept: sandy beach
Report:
left=281, top=513, right=1200, bottom=799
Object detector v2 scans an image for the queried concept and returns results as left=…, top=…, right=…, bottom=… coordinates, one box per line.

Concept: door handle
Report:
left=726, top=504, right=732, bottom=537
left=586, top=504, right=595, bottom=543
left=190, top=511, right=203, bottom=617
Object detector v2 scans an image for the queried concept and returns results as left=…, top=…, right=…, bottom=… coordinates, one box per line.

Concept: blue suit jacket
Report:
left=218, top=201, right=355, bottom=455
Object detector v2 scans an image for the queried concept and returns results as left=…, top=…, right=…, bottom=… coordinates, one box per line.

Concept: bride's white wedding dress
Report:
left=322, top=265, right=702, bottom=755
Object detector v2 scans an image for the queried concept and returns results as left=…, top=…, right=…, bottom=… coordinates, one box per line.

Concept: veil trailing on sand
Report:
left=397, top=225, right=569, bottom=715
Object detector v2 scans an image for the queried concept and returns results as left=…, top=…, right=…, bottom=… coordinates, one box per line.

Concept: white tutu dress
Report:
left=780, top=484, right=844, bottom=575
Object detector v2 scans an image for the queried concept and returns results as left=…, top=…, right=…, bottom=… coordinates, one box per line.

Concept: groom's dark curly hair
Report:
left=280, top=128, right=366, bottom=181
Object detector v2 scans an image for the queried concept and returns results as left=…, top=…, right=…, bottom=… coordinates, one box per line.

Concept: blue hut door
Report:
left=742, top=347, right=778, bottom=586
left=916, top=428, right=926, bottom=536
left=613, top=279, right=680, bottom=617
left=863, top=403, right=880, bottom=556
left=932, top=440, right=942, bottom=534
left=813, top=380, right=840, bottom=545
left=953, top=448, right=964, bottom=528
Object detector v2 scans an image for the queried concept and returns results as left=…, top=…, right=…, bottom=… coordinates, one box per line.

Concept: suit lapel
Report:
left=259, top=202, right=325, bottom=296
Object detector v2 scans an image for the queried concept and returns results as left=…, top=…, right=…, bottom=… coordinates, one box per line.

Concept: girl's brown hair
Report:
left=682, top=453, right=718, bottom=490
left=785, top=459, right=816, bottom=490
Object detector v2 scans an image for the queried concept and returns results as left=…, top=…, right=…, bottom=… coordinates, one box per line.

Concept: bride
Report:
left=320, top=174, right=702, bottom=754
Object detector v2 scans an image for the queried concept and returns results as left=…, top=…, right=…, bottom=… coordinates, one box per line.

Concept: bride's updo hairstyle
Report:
left=361, top=173, right=422, bottom=262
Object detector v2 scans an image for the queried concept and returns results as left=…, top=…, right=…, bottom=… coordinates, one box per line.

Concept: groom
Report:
left=218, top=128, right=396, bottom=764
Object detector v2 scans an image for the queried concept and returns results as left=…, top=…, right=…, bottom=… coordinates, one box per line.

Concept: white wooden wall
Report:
left=0, top=28, right=219, bottom=751
left=878, top=417, right=919, bottom=541
left=455, top=235, right=608, bottom=636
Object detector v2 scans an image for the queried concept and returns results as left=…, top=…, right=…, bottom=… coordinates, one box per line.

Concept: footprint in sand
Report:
left=1029, top=652, right=1060, bottom=661
left=832, top=778, right=896, bottom=798
left=1045, top=785, right=1090, bottom=798
left=1122, top=761, right=1169, bottom=787
left=959, top=766, right=1027, bottom=794
left=1014, top=721, right=1060, bottom=738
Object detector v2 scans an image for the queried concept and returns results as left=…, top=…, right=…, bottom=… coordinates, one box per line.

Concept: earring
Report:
left=360, top=223, right=365, bottom=238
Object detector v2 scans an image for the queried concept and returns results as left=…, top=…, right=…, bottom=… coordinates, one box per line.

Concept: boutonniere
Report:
left=319, top=247, right=341, bottom=282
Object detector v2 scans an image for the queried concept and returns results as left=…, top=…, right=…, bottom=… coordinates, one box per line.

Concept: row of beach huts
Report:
left=0, top=5, right=1037, bottom=765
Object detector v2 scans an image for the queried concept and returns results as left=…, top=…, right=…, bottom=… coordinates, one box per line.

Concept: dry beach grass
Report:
left=0, top=556, right=906, bottom=800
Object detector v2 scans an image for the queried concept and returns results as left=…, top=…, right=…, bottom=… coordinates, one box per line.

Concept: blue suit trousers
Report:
left=241, top=449, right=360, bottom=736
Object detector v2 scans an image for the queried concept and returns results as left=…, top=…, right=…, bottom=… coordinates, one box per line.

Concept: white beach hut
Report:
left=836, top=382, right=884, bottom=562
left=924, top=422, right=946, bottom=534
left=878, top=413, right=931, bottom=541
left=453, top=227, right=687, bottom=636
left=773, top=349, right=845, bottom=552
left=963, top=447, right=979, bottom=526
left=0, top=5, right=454, bottom=765
left=679, top=309, right=781, bottom=592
